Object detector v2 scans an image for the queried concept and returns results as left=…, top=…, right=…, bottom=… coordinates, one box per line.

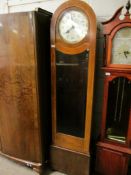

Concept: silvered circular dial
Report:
left=58, top=10, right=89, bottom=44
left=112, top=27, right=131, bottom=65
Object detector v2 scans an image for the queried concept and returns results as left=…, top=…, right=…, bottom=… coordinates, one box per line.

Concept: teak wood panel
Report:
left=51, top=0, right=96, bottom=154
left=0, top=12, right=41, bottom=162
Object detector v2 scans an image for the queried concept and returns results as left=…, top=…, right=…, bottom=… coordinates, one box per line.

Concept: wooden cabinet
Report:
left=0, top=9, right=52, bottom=173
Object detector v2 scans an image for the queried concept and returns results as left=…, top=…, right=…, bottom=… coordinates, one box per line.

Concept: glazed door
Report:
left=102, top=74, right=131, bottom=146
left=0, top=12, right=41, bottom=163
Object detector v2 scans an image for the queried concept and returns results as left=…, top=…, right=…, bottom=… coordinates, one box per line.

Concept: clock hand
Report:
left=69, top=20, right=82, bottom=35
left=124, top=51, right=130, bottom=58
left=64, top=17, right=75, bottom=34
left=65, top=25, right=74, bottom=34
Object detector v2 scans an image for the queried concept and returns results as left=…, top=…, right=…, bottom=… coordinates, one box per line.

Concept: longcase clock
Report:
left=95, top=2, right=131, bottom=175
left=50, top=0, right=96, bottom=175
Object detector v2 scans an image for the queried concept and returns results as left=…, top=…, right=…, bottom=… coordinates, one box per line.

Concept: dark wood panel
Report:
left=95, top=146, right=129, bottom=175
left=34, top=10, right=52, bottom=163
left=50, top=145, right=90, bottom=175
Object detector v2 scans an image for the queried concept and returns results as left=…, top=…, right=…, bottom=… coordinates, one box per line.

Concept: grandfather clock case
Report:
left=50, top=0, right=96, bottom=175
left=96, top=4, right=131, bottom=175
left=0, top=9, right=52, bottom=173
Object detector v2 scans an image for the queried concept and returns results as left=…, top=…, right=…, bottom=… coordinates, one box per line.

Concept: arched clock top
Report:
left=51, top=0, right=96, bottom=54
left=102, top=6, right=131, bottom=35
left=102, top=2, right=131, bottom=70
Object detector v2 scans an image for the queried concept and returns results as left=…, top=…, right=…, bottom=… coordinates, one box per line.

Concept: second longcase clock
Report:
left=95, top=2, right=131, bottom=175
left=50, top=0, right=96, bottom=175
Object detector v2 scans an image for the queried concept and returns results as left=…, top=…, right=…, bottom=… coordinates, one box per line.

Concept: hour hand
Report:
left=65, top=25, right=74, bottom=34
left=124, top=51, right=130, bottom=58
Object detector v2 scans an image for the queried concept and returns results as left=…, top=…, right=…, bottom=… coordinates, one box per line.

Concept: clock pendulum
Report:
left=50, top=0, right=97, bottom=175
left=114, top=78, right=121, bottom=122
left=119, top=78, right=126, bottom=122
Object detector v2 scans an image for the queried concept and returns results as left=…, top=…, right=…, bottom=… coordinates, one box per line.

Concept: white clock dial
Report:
left=112, top=27, right=131, bottom=65
left=58, top=10, right=89, bottom=44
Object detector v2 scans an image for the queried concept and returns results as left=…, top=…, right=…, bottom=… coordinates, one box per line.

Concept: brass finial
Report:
left=126, top=0, right=130, bottom=10
left=119, top=0, right=131, bottom=20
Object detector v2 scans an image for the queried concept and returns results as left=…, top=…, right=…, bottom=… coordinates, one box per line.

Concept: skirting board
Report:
left=50, top=145, right=90, bottom=175
left=0, top=151, right=43, bottom=174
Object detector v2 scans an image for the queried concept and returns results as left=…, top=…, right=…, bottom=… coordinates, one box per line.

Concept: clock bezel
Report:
left=57, top=8, right=89, bottom=44
left=106, top=23, right=131, bottom=69
left=51, top=1, right=96, bottom=55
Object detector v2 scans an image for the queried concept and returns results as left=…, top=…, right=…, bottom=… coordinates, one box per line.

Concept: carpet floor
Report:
left=0, top=155, right=65, bottom=175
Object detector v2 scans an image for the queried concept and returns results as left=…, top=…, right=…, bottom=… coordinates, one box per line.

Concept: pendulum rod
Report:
left=114, top=78, right=121, bottom=121
left=119, top=78, right=125, bottom=122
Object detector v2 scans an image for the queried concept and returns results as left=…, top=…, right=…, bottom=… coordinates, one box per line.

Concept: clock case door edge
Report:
left=33, top=8, right=52, bottom=169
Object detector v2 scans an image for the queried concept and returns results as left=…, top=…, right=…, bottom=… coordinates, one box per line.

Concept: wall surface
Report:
left=0, top=0, right=127, bottom=18
left=0, top=0, right=128, bottom=140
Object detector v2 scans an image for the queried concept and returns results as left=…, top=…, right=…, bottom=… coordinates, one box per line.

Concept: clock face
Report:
left=111, top=27, right=131, bottom=65
left=58, top=9, right=89, bottom=44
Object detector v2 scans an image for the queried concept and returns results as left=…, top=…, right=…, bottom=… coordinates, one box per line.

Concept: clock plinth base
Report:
left=95, top=142, right=130, bottom=175
left=50, top=145, right=90, bottom=175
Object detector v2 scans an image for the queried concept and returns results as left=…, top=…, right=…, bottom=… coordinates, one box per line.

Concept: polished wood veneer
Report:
left=0, top=9, right=52, bottom=173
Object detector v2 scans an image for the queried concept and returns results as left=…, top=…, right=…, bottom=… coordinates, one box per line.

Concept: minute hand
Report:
left=65, top=25, right=75, bottom=34
left=124, top=51, right=130, bottom=58
left=71, top=21, right=83, bottom=37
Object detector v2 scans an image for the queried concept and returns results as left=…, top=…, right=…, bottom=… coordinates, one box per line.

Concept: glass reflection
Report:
left=112, top=27, right=131, bottom=64
left=106, top=77, right=131, bottom=143
left=56, top=50, right=89, bottom=138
